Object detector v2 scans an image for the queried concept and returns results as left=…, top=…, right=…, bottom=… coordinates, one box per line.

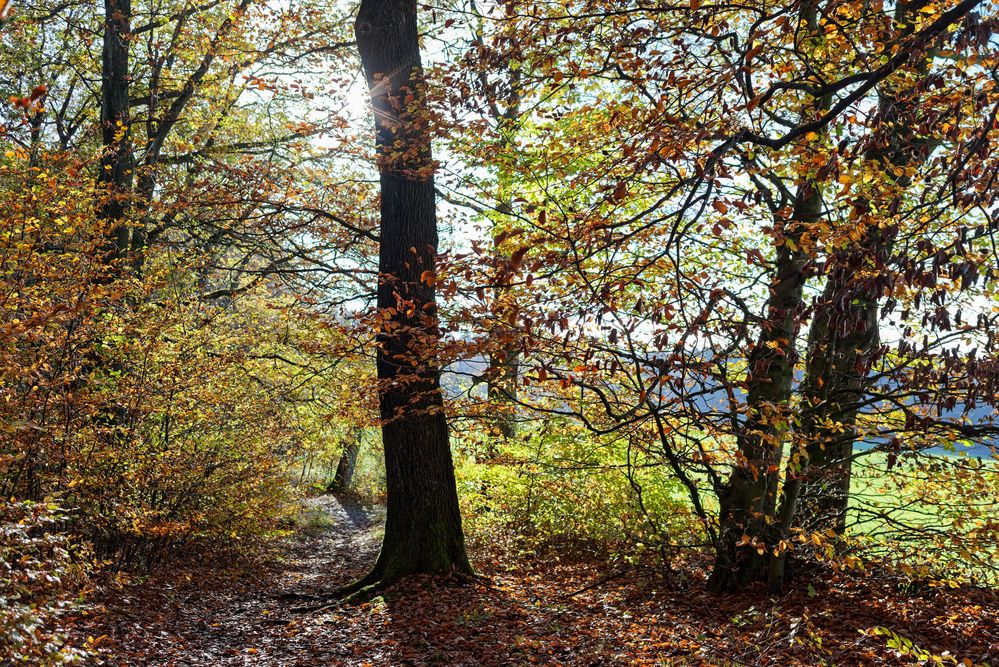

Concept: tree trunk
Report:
left=794, top=254, right=883, bottom=533
left=99, top=0, right=133, bottom=260
left=767, top=1, right=946, bottom=588
left=329, top=429, right=362, bottom=493
left=480, top=62, right=524, bottom=445
left=707, top=0, right=828, bottom=592
left=353, top=0, right=472, bottom=586
left=487, top=131, right=521, bottom=443
left=708, top=184, right=816, bottom=591
left=794, top=94, right=930, bottom=534
left=766, top=259, right=882, bottom=589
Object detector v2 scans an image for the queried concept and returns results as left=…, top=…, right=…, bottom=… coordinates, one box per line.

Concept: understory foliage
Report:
left=456, top=419, right=694, bottom=560
left=0, top=153, right=349, bottom=565
left=1, top=130, right=369, bottom=664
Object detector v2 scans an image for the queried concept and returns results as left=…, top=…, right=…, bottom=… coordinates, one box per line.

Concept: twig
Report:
left=561, top=569, right=629, bottom=600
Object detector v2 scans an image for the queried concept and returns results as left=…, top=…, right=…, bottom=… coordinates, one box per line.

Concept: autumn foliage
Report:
left=2, top=0, right=999, bottom=663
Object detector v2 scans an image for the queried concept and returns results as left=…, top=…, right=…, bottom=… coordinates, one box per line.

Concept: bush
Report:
left=0, top=499, right=89, bottom=665
left=457, top=421, right=696, bottom=560
left=0, top=154, right=354, bottom=569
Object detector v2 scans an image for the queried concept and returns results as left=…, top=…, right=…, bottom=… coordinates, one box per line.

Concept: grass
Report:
left=847, top=450, right=998, bottom=584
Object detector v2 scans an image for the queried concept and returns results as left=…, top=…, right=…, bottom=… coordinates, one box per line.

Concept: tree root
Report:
left=288, top=569, right=488, bottom=613
left=271, top=592, right=323, bottom=602
left=561, top=568, right=628, bottom=599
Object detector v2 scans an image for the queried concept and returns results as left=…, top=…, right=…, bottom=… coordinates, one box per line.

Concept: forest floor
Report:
left=76, top=494, right=999, bottom=666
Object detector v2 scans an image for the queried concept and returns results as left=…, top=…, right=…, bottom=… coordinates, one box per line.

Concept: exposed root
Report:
left=291, top=569, right=486, bottom=612
left=561, top=568, right=628, bottom=600
left=290, top=569, right=384, bottom=612
left=271, top=592, right=323, bottom=602
left=341, top=580, right=393, bottom=604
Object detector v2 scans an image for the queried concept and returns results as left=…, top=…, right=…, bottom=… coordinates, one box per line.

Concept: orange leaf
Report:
left=612, top=181, right=628, bottom=202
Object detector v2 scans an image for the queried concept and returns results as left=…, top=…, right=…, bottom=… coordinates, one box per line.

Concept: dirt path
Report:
left=94, top=495, right=385, bottom=665
left=91, top=494, right=641, bottom=666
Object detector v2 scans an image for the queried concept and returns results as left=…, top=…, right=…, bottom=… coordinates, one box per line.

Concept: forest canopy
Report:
left=1, top=0, right=998, bottom=664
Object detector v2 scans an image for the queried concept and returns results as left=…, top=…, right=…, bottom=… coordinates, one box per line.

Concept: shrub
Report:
left=0, top=499, right=89, bottom=665
left=457, top=421, right=696, bottom=560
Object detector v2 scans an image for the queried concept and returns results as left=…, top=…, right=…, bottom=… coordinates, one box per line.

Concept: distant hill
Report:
left=442, top=354, right=997, bottom=459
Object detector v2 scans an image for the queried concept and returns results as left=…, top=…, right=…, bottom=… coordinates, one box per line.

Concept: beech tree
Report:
left=708, top=0, right=831, bottom=591
left=441, top=0, right=998, bottom=593
left=350, top=0, right=472, bottom=591
left=99, top=0, right=133, bottom=261
left=791, top=0, right=969, bottom=534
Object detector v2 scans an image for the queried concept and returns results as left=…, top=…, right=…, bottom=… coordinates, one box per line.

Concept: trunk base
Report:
left=707, top=551, right=769, bottom=593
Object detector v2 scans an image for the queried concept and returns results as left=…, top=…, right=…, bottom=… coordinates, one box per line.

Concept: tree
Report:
left=792, top=0, right=968, bottom=534
left=1, top=0, right=364, bottom=567
left=351, top=0, right=472, bottom=591
left=708, top=0, right=831, bottom=591
left=99, top=0, right=133, bottom=263
left=446, top=0, right=996, bottom=593
left=328, top=428, right=362, bottom=493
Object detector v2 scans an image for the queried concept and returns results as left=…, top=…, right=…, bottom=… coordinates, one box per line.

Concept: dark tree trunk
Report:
left=83, top=0, right=136, bottom=454
left=99, top=0, right=133, bottom=260
left=353, top=0, right=472, bottom=586
left=765, top=257, right=883, bottom=589
left=794, top=59, right=933, bottom=536
left=767, top=0, right=948, bottom=589
left=329, top=429, right=361, bottom=493
left=793, top=250, right=884, bottom=533
left=708, top=0, right=827, bottom=592
left=708, top=183, right=817, bottom=591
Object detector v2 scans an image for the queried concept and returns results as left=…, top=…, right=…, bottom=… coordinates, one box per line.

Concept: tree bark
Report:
left=99, top=0, right=133, bottom=260
left=794, top=38, right=934, bottom=536
left=707, top=0, right=827, bottom=592
left=767, top=1, right=950, bottom=588
left=766, top=253, right=882, bottom=589
left=353, top=0, right=472, bottom=586
left=329, top=428, right=361, bottom=493
left=708, top=183, right=817, bottom=591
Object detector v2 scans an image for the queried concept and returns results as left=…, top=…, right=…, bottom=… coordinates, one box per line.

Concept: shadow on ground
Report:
left=81, top=494, right=999, bottom=666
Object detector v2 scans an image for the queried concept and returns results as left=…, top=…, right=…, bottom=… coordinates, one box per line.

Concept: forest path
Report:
left=94, top=494, right=385, bottom=665
left=87, top=494, right=999, bottom=665
left=91, top=493, right=641, bottom=666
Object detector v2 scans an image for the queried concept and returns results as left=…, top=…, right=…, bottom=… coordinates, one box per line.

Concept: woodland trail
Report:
left=85, top=494, right=999, bottom=666
left=91, top=495, right=386, bottom=665
left=89, top=494, right=662, bottom=666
